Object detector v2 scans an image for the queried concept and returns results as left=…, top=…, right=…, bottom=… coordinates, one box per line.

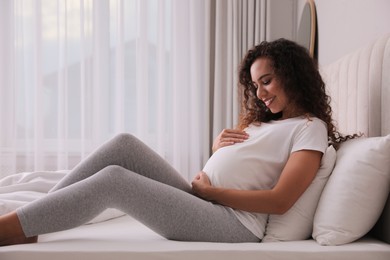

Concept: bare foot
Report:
left=0, top=211, right=35, bottom=246
left=0, top=236, right=38, bottom=246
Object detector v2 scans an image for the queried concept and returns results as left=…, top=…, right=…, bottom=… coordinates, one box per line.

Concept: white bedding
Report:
left=0, top=170, right=124, bottom=224
left=1, top=170, right=390, bottom=260
left=1, top=215, right=390, bottom=260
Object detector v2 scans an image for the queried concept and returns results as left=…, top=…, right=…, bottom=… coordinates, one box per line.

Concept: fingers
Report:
left=212, top=128, right=249, bottom=152
left=192, top=171, right=202, bottom=181
left=192, top=171, right=208, bottom=184
left=220, top=129, right=249, bottom=139
left=220, top=129, right=249, bottom=143
left=198, top=171, right=210, bottom=184
left=191, top=171, right=212, bottom=199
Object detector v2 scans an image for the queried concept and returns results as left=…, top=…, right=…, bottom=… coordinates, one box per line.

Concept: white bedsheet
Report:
left=1, top=215, right=390, bottom=260
left=1, top=171, right=390, bottom=260
left=0, top=170, right=124, bottom=224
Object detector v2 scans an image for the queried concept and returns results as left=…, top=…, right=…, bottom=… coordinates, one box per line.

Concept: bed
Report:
left=1, top=34, right=390, bottom=260
left=0, top=216, right=388, bottom=260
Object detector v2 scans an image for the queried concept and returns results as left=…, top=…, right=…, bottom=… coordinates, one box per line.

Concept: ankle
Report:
left=0, top=211, right=26, bottom=241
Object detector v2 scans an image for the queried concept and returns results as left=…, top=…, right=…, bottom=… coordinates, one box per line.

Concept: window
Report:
left=0, top=0, right=208, bottom=179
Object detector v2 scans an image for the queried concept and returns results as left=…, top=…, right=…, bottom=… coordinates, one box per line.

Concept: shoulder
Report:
left=302, top=116, right=326, bottom=130
left=281, top=115, right=326, bottom=132
left=296, top=116, right=327, bottom=137
left=291, top=116, right=328, bottom=153
left=277, top=116, right=326, bottom=132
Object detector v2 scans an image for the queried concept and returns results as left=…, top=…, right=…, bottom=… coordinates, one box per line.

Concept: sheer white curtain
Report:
left=0, top=0, right=268, bottom=180
left=209, top=0, right=267, bottom=140
left=0, top=0, right=209, bottom=180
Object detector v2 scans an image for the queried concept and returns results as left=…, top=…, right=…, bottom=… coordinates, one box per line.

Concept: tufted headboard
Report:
left=321, top=34, right=390, bottom=137
left=321, top=34, right=390, bottom=243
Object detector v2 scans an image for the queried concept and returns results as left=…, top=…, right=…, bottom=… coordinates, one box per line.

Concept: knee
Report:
left=107, top=133, right=136, bottom=152
left=112, top=133, right=136, bottom=144
left=101, top=165, right=128, bottom=176
left=101, top=165, right=140, bottom=182
left=95, top=165, right=134, bottom=187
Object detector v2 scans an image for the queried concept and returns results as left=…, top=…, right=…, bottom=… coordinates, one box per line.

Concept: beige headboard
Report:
left=321, top=34, right=390, bottom=137
left=321, top=34, right=390, bottom=243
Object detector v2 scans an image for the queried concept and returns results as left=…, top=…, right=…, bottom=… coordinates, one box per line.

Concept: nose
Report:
left=256, top=84, right=267, bottom=99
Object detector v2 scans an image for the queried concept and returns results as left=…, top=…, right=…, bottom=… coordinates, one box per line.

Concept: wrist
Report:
left=203, top=185, right=222, bottom=201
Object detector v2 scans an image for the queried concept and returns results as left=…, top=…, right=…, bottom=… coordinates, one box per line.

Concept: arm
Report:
left=192, top=149, right=322, bottom=215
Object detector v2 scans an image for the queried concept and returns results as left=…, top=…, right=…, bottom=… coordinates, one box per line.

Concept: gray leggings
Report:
left=16, top=133, right=259, bottom=242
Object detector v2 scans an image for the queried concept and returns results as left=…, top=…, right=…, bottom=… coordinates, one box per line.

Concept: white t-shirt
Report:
left=202, top=116, right=328, bottom=239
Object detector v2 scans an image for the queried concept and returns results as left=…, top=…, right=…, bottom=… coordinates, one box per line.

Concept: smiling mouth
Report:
left=263, top=97, right=275, bottom=107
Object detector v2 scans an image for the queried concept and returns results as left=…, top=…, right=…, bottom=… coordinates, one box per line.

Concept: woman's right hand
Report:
left=212, top=129, right=249, bottom=153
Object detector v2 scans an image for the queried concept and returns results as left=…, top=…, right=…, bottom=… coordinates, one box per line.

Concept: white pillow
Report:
left=262, top=146, right=336, bottom=242
left=313, top=135, right=390, bottom=246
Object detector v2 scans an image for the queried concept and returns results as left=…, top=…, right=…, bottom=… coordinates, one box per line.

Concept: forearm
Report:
left=202, top=186, right=290, bottom=215
left=197, top=150, right=322, bottom=215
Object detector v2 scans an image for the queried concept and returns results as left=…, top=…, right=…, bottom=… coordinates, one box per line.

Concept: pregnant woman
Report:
left=0, top=38, right=352, bottom=246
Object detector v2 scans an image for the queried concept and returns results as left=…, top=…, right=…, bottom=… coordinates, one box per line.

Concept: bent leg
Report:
left=50, top=133, right=191, bottom=193
left=16, top=166, right=258, bottom=243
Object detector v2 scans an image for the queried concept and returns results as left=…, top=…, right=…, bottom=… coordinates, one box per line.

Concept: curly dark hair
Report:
left=237, top=38, right=356, bottom=148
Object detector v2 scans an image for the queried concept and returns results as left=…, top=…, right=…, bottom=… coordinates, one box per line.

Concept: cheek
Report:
left=274, top=88, right=288, bottom=107
left=273, top=84, right=287, bottom=101
left=279, top=92, right=290, bottom=107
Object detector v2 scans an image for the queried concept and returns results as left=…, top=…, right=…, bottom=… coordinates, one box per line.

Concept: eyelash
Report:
left=252, top=79, right=271, bottom=89
left=262, top=79, right=271, bottom=85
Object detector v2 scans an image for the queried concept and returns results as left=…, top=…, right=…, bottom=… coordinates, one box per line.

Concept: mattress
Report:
left=1, top=215, right=390, bottom=260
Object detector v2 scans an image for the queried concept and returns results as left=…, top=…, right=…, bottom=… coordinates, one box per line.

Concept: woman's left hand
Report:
left=191, top=171, right=212, bottom=200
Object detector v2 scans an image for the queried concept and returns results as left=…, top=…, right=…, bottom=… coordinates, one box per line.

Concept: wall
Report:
left=315, top=0, right=390, bottom=66
left=266, top=0, right=297, bottom=41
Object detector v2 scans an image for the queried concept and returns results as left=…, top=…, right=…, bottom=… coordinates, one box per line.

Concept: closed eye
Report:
left=262, top=78, right=271, bottom=85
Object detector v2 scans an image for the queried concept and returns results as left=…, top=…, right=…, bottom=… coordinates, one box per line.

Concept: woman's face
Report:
left=250, top=58, right=296, bottom=119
